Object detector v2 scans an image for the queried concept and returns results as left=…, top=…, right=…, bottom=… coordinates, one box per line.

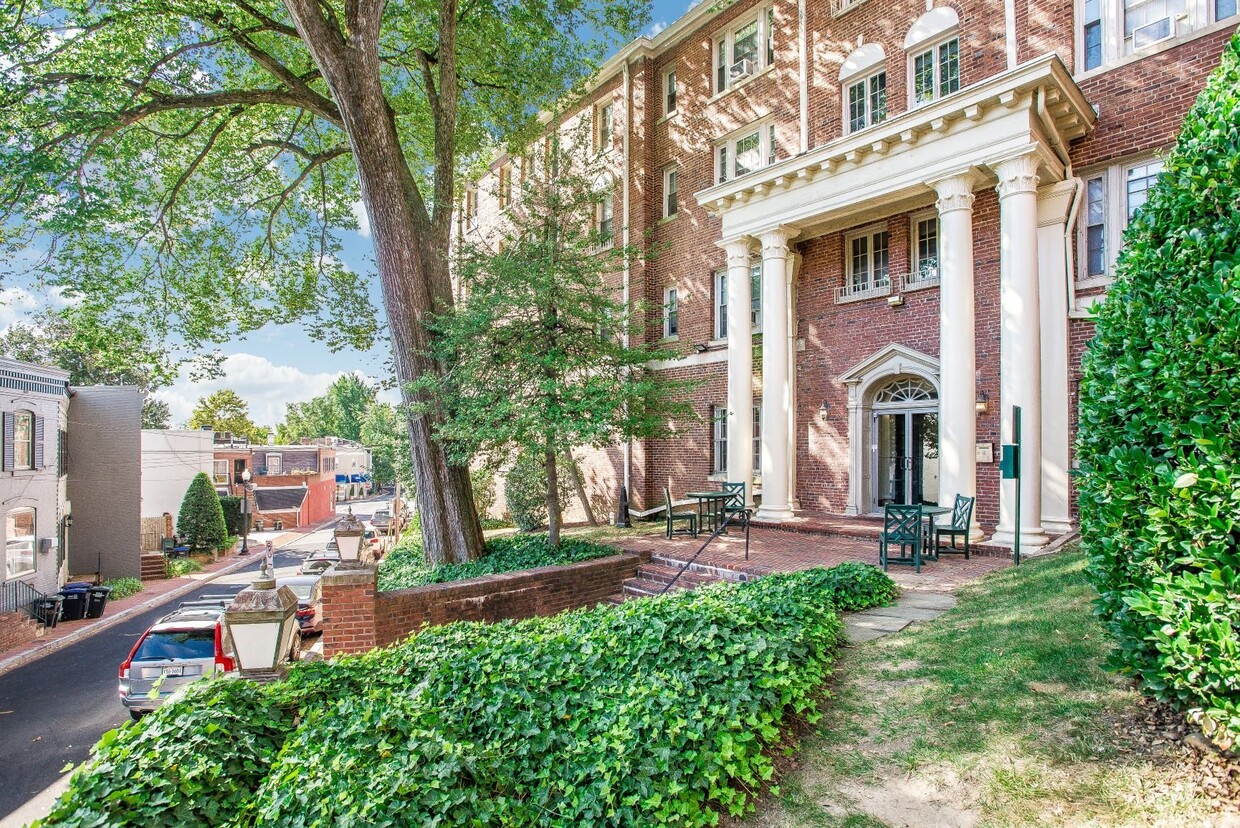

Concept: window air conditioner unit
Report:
left=1131, top=17, right=1172, bottom=49
left=730, top=59, right=755, bottom=80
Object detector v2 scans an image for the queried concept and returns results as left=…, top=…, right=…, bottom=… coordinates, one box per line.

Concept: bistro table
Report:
left=685, top=491, right=731, bottom=533
left=919, top=505, right=952, bottom=560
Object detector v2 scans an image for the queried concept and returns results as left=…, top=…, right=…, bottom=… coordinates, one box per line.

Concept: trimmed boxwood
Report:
left=1076, top=35, right=1240, bottom=737
left=36, top=564, right=897, bottom=828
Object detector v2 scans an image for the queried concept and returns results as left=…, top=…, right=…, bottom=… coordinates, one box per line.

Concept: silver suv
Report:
left=371, top=508, right=392, bottom=531
left=118, top=599, right=234, bottom=720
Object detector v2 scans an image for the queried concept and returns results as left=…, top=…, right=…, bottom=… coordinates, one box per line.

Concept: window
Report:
left=498, top=163, right=512, bottom=208
left=1083, top=0, right=1103, bottom=69
left=213, top=460, right=229, bottom=484
left=12, top=411, right=32, bottom=470
left=836, top=226, right=890, bottom=302
left=597, top=102, right=613, bottom=150
left=463, top=190, right=478, bottom=230
left=663, top=68, right=677, bottom=115
left=1078, top=157, right=1165, bottom=283
left=267, top=453, right=283, bottom=475
left=5, top=507, right=35, bottom=579
left=713, top=5, right=775, bottom=93
left=908, top=214, right=940, bottom=287
left=1125, top=0, right=1185, bottom=51
left=663, top=167, right=678, bottom=219
left=1081, top=0, right=1236, bottom=71
left=847, top=71, right=887, bottom=133
left=716, top=122, right=776, bottom=184
left=596, top=194, right=614, bottom=246
left=912, top=37, right=959, bottom=105
left=664, top=287, right=679, bottom=338
left=750, top=262, right=762, bottom=331
left=714, top=271, right=728, bottom=340
left=752, top=404, right=762, bottom=474
left=712, top=406, right=728, bottom=474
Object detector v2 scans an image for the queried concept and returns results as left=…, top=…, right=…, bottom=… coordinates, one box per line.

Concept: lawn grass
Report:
left=738, top=546, right=1223, bottom=828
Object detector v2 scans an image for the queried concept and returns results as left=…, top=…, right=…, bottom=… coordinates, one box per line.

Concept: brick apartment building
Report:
left=460, top=0, right=1239, bottom=549
left=213, top=434, right=337, bottom=529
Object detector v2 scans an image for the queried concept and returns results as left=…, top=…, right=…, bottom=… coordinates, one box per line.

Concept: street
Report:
left=0, top=498, right=386, bottom=826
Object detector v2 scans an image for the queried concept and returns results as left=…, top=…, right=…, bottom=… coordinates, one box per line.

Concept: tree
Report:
left=143, top=399, right=172, bottom=430
left=188, top=390, right=269, bottom=443
left=414, top=133, right=695, bottom=545
left=1076, top=36, right=1240, bottom=739
left=277, top=373, right=375, bottom=442
left=176, top=472, right=229, bottom=554
left=360, top=401, right=412, bottom=492
left=0, top=0, right=645, bottom=564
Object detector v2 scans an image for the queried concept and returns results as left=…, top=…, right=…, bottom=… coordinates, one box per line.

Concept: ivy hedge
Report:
left=377, top=531, right=620, bottom=592
left=1076, top=35, right=1240, bottom=738
left=36, top=563, right=897, bottom=828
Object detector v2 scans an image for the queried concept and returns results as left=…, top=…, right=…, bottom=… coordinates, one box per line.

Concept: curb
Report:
left=0, top=520, right=342, bottom=679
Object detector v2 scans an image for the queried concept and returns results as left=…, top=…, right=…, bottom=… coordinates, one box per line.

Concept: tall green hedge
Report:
left=218, top=495, right=251, bottom=537
left=176, top=472, right=228, bottom=554
left=35, top=564, right=897, bottom=828
left=1076, top=35, right=1240, bottom=737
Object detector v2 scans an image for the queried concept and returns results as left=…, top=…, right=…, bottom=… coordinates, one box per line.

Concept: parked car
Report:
left=364, top=529, right=385, bottom=557
left=371, top=508, right=392, bottom=532
left=299, top=549, right=341, bottom=575
left=325, top=537, right=339, bottom=553
left=276, top=575, right=322, bottom=635
left=118, top=600, right=234, bottom=720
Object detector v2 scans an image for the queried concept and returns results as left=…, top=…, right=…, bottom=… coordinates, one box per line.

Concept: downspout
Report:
left=798, top=0, right=809, bottom=154
left=622, top=61, right=633, bottom=498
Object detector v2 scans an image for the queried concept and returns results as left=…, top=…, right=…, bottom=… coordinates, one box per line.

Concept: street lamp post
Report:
left=239, top=468, right=254, bottom=556
left=222, top=558, right=299, bottom=682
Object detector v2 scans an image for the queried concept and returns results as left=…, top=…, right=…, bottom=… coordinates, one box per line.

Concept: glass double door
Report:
left=874, top=409, right=939, bottom=507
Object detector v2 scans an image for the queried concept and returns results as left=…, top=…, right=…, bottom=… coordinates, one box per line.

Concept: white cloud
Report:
left=0, top=287, right=43, bottom=333
left=156, top=352, right=383, bottom=429
left=350, top=200, right=371, bottom=238
left=648, top=19, right=669, bottom=36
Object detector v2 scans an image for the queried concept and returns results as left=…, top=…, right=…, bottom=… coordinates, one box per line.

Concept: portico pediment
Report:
left=839, top=343, right=940, bottom=391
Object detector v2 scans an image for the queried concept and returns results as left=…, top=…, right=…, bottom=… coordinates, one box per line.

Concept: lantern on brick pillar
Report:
left=334, top=508, right=366, bottom=562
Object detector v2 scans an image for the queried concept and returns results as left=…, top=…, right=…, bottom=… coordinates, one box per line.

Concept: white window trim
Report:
left=713, top=270, right=729, bottom=340
left=1075, top=0, right=1235, bottom=75
left=906, top=209, right=941, bottom=290
left=12, top=411, right=33, bottom=472
left=907, top=33, right=961, bottom=109
left=836, top=222, right=892, bottom=304
left=663, top=286, right=680, bottom=340
left=663, top=166, right=679, bottom=220
left=596, top=194, right=615, bottom=249
left=1076, top=153, right=1166, bottom=288
left=5, top=506, right=36, bottom=580
left=843, top=68, right=888, bottom=135
left=213, top=459, right=229, bottom=484
left=712, top=264, right=763, bottom=338
left=596, top=100, right=614, bottom=153
left=266, top=453, right=283, bottom=475
left=663, top=66, right=678, bottom=116
left=712, top=4, right=776, bottom=95
left=497, top=162, right=513, bottom=209
left=714, top=118, right=777, bottom=184
left=711, top=405, right=728, bottom=475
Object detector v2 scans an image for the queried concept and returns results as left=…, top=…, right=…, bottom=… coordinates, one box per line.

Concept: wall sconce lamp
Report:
left=975, top=390, right=990, bottom=415
left=819, top=401, right=831, bottom=420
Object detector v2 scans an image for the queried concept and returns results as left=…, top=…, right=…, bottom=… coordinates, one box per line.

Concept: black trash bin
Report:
left=58, top=586, right=89, bottom=621
left=34, top=595, right=63, bottom=628
left=85, top=585, right=113, bottom=619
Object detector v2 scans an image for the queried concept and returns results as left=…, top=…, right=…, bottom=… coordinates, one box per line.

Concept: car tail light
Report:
left=119, top=635, right=144, bottom=679
left=214, top=622, right=235, bottom=673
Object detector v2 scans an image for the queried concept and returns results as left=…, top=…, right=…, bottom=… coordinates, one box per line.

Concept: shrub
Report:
left=504, top=450, right=571, bottom=532
left=218, top=495, right=250, bottom=536
left=38, top=564, right=897, bottom=828
left=1076, top=35, right=1240, bottom=738
left=176, top=472, right=228, bottom=554
left=102, top=577, right=142, bottom=601
left=166, top=557, right=204, bottom=578
left=470, top=465, right=497, bottom=520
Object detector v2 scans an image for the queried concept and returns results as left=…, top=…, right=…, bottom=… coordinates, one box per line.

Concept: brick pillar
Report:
left=319, top=562, right=378, bottom=657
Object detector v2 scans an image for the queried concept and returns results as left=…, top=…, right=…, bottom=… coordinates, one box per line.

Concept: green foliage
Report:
left=166, top=557, right=205, bottom=579
left=218, top=496, right=250, bottom=537
left=1076, top=36, right=1240, bottom=737
left=187, top=390, right=268, bottom=443
left=175, top=473, right=228, bottom=555
left=38, top=564, right=896, bottom=828
left=102, top=577, right=142, bottom=601
left=471, top=465, right=498, bottom=520
left=377, top=531, right=620, bottom=592
left=504, top=450, right=572, bottom=532
left=276, top=374, right=376, bottom=443
left=359, top=402, right=413, bottom=492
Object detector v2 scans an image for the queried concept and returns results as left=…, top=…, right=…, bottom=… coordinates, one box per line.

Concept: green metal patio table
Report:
left=685, top=491, right=731, bottom=533
left=919, top=505, right=952, bottom=561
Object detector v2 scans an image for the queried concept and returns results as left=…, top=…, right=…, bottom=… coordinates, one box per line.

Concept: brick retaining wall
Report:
left=319, top=552, right=645, bottom=657
left=0, top=610, right=40, bottom=655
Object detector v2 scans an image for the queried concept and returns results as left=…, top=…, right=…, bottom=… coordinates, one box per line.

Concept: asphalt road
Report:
left=0, top=497, right=387, bottom=824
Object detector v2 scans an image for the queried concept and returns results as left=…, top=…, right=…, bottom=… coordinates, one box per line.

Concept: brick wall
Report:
left=318, top=553, right=644, bottom=657
left=0, top=610, right=40, bottom=655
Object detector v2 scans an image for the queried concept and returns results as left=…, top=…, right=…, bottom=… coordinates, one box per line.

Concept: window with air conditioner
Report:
left=713, top=6, right=775, bottom=94
left=1080, top=0, right=1234, bottom=71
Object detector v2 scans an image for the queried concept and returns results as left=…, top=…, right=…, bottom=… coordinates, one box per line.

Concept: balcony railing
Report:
left=834, top=278, right=891, bottom=304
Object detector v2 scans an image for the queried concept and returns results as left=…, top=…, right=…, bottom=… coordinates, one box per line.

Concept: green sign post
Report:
left=1000, top=406, right=1022, bottom=565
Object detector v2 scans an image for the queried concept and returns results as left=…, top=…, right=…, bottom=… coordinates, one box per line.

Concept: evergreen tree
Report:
left=176, top=472, right=229, bottom=554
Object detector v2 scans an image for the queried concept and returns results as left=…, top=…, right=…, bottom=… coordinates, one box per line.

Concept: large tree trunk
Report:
left=544, top=447, right=562, bottom=546
left=284, top=0, right=483, bottom=564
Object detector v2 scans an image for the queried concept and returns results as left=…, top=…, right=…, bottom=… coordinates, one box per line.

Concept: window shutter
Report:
left=2, top=412, right=13, bottom=472
left=33, top=415, right=45, bottom=469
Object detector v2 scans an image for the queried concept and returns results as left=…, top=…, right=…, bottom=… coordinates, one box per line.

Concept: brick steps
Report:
left=617, top=560, right=737, bottom=602
left=140, top=553, right=166, bottom=581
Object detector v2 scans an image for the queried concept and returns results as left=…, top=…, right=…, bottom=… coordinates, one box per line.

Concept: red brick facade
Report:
left=462, top=0, right=1238, bottom=536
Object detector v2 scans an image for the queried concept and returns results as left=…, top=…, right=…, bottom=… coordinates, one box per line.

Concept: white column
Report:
left=756, top=226, right=798, bottom=521
left=930, top=171, right=982, bottom=541
left=1037, top=180, right=1077, bottom=534
left=786, top=253, right=802, bottom=512
left=991, top=153, right=1049, bottom=549
left=719, top=236, right=756, bottom=506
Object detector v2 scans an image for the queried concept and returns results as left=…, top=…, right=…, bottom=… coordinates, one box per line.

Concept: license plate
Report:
left=163, top=665, right=184, bottom=677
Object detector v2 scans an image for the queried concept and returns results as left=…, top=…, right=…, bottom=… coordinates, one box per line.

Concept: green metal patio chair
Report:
left=933, top=494, right=975, bottom=559
left=879, top=503, right=924, bottom=573
left=663, top=487, right=697, bottom=539
left=719, top=481, right=751, bottom=531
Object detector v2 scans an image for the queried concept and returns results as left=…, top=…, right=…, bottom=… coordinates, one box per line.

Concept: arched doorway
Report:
left=871, top=377, right=939, bottom=508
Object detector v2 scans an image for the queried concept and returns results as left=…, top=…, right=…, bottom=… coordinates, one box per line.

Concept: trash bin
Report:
left=34, top=595, right=63, bottom=628
left=86, top=585, right=113, bottom=619
left=58, top=586, right=89, bottom=621
left=63, top=581, right=92, bottom=590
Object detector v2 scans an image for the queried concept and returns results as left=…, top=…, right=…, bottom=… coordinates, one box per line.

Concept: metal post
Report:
left=614, top=485, right=631, bottom=528
left=239, top=490, right=251, bottom=555
left=1013, top=405, right=1022, bottom=566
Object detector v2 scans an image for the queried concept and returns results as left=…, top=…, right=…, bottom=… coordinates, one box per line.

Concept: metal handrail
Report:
left=659, top=505, right=752, bottom=595
left=0, top=579, right=49, bottom=621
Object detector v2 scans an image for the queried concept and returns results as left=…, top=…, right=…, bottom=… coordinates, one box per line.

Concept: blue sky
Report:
left=3, top=0, right=694, bottom=429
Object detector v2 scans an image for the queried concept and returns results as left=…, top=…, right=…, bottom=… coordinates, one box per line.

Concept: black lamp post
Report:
left=239, top=468, right=254, bottom=556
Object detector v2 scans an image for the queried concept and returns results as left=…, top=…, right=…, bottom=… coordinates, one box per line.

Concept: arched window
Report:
left=904, top=8, right=961, bottom=107
left=839, top=44, right=887, bottom=134
left=873, top=377, right=938, bottom=406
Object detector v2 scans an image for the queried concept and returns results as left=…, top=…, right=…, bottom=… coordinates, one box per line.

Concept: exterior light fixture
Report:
left=975, top=390, right=990, bottom=415
left=223, top=559, right=299, bottom=682
left=694, top=343, right=709, bottom=353
left=819, top=400, right=831, bottom=420
left=239, top=467, right=255, bottom=555
left=333, top=507, right=366, bottom=562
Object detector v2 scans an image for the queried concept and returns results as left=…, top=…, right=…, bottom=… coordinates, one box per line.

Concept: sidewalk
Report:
left=0, top=518, right=338, bottom=678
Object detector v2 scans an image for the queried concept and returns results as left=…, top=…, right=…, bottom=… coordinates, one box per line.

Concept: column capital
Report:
left=992, top=153, right=1042, bottom=200
left=757, top=225, right=800, bottom=258
left=930, top=170, right=979, bottom=214
left=716, top=235, right=755, bottom=265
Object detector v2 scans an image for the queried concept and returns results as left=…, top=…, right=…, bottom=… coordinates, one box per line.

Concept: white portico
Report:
left=695, top=55, right=1094, bottom=549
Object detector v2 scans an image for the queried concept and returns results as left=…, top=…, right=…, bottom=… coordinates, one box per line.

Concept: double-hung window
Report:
left=597, top=102, right=613, bottom=151
left=846, top=71, right=887, bottom=133
left=663, top=68, right=678, bottom=115
left=597, top=193, right=614, bottom=247
left=213, top=459, right=229, bottom=484
left=12, top=412, right=32, bottom=471
left=908, top=213, right=940, bottom=288
left=663, top=287, right=679, bottom=338
left=836, top=225, right=890, bottom=302
left=1081, top=0, right=1236, bottom=71
left=911, top=37, right=959, bottom=106
left=1079, top=157, right=1165, bottom=285
left=712, top=406, right=728, bottom=474
left=714, top=5, right=775, bottom=93
left=712, top=264, right=762, bottom=338
left=5, top=507, right=35, bottom=579
left=663, top=167, right=678, bottom=219
left=498, top=163, right=512, bottom=208
left=716, top=123, right=776, bottom=184
left=267, top=453, right=283, bottom=475
left=752, top=404, right=762, bottom=475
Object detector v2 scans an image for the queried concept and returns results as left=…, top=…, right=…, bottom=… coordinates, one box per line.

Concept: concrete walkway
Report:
left=843, top=590, right=957, bottom=644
